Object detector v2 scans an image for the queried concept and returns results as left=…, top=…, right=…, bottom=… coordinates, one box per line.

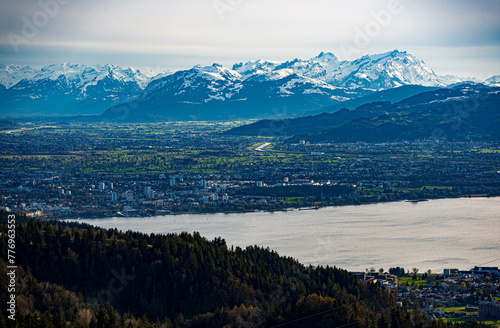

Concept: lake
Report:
left=68, top=197, right=500, bottom=273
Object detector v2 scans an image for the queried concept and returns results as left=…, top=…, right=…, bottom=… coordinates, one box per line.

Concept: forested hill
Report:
left=0, top=212, right=474, bottom=328
left=226, top=85, right=500, bottom=142
left=288, top=92, right=500, bottom=143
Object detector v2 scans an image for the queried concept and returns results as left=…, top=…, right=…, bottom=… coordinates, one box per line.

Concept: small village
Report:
left=355, top=266, right=500, bottom=324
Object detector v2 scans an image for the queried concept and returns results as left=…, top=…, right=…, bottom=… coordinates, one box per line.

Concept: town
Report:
left=355, top=266, right=500, bottom=324
left=1, top=122, right=499, bottom=219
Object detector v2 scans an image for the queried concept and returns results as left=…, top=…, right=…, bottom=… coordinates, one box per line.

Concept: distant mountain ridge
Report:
left=297, top=91, right=500, bottom=143
left=105, top=62, right=374, bottom=121
left=232, top=50, right=466, bottom=89
left=0, top=63, right=152, bottom=89
left=485, top=75, right=500, bottom=87
left=101, top=50, right=490, bottom=122
left=1, top=50, right=497, bottom=120
left=227, top=83, right=500, bottom=142
left=0, top=63, right=38, bottom=88
left=0, top=63, right=156, bottom=116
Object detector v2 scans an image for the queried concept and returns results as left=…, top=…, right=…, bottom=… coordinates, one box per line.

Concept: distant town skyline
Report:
left=1, top=0, right=499, bottom=79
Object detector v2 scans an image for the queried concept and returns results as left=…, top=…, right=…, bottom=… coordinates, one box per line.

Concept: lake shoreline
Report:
left=65, top=195, right=499, bottom=221
left=65, top=197, right=500, bottom=273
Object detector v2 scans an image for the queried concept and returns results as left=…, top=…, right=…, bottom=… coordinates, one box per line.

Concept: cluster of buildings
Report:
left=355, top=266, right=500, bottom=321
left=0, top=171, right=284, bottom=218
left=281, top=141, right=499, bottom=184
left=364, top=266, right=500, bottom=320
left=444, top=267, right=500, bottom=277
left=353, top=271, right=399, bottom=293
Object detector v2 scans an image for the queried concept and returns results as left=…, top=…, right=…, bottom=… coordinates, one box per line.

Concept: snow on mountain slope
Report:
left=485, top=75, right=500, bottom=87
left=0, top=64, right=38, bottom=88
left=139, top=63, right=243, bottom=104
left=32, top=63, right=152, bottom=90
left=135, top=50, right=488, bottom=117
left=233, top=52, right=341, bottom=82
left=332, top=50, right=440, bottom=88
left=114, top=50, right=492, bottom=121
left=233, top=50, right=477, bottom=91
left=273, top=51, right=341, bottom=82
left=232, top=60, right=282, bottom=81
left=150, top=70, right=174, bottom=82
left=0, top=63, right=161, bottom=116
left=141, top=62, right=352, bottom=106
left=2, top=50, right=485, bottom=98
left=3, top=50, right=494, bottom=119
left=0, top=63, right=152, bottom=90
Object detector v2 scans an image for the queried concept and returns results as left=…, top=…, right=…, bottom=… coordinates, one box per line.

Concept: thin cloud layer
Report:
left=0, top=0, right=499, bottom=78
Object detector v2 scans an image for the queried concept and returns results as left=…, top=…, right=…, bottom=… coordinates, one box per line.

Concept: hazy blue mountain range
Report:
left=99, top=63, right=374, bottom=122
left=100, top=50, right=477, bottom=122
left=0, top=63, right=153, bottom=117
left=1, top=50, right=497, bottom=120
left=485, top=75, right=500, bottom=87
left=232, top=50, right=464, bottom=89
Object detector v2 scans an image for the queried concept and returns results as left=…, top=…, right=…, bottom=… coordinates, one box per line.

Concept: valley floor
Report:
left=0, top=122, right=499, bottom=219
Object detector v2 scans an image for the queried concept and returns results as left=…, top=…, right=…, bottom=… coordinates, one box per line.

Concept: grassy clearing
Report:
left=435, top=306, right=476, bottom=314
left=398, top=277, right=429, bottom=287
left=421, top=186, right=453, bottom=190
left=473, top=148, right=500, bottom=154
left=282, top=197, right=306, bottom=205
left=443, top=317, right=500, bottom=327
left=434, top=307, right=500, bottom=327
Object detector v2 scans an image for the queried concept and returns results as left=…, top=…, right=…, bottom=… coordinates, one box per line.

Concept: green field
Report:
left=435, top=306, right=476, bottom=314
left=443, top=317, right=499, bottom=327
left=398, top=276, right=431, bottom=288
left=432, top=307, right=500, bottom=327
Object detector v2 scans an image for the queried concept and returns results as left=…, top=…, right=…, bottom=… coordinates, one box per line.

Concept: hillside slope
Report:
left=226, top=84, right=500, bottom=141
left=290, top=92, right=500, bottom=143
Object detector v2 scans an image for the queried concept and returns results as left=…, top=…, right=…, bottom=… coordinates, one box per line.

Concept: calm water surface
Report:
left=69, top=197, right=500, bottom=272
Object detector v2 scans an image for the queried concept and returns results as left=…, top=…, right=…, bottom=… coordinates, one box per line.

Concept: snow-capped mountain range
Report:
left=232, top=50, right=465, bottom=89
left=139, top=50, right=453, bottom=107
left=0, top=62, right=153, bottom=91
left=0, top=63, right=161, bottom=116
left=485, top=75, right=500, bottom=87
left=1, top=50, right=497, bottom=119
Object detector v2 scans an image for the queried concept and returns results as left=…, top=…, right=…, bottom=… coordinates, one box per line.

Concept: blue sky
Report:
left=0, top=0, right=499, bottom=79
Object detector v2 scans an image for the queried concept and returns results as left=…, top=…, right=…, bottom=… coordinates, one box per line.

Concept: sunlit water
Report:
left=67, top=197, right=500, bottom=272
